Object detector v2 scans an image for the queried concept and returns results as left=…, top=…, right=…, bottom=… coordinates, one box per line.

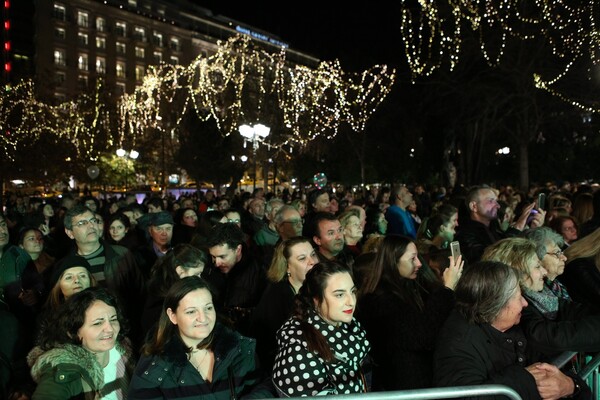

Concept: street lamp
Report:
left=116, top=148, right=139, bottom=191
left=238, top=123, right=270, bottom=191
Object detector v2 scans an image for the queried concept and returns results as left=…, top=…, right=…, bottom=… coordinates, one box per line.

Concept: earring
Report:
left=286, top=272, right=291, bottom=277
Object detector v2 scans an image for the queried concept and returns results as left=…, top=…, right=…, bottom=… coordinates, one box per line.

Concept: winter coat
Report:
left=272, top=312, right=370, bottom=397
left=559, top=257, right=600, bottom=308
left=128, top=323, right=273, bottom=400
left=28, top=339, right=134, bottom=400
left=455, top=219, right=521, bottom=264
left=520, top=293, right=600, bottom=361
left=355, top=280, right=455, bottom=390
left=433, top=309, right=541, bottom=400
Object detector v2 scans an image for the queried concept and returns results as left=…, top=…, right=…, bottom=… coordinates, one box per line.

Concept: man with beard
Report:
left=456, top=186, right=543, bottom=264
left=206, top=223, right=267, bottom=336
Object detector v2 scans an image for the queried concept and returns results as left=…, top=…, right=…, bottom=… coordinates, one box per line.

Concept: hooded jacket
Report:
left=27, top=339, right=133, bottom=400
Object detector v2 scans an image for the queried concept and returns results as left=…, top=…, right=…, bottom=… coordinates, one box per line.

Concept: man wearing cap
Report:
left=134, top=211, right=174, bottom=278
left=59, top=204, right=145, bottom=350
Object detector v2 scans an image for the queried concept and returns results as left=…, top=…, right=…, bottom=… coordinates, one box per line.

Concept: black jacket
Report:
left=434, top=310, right=541, bottom=400
left=520, top=294, right=600, bottom=361
left=456, top=219, right=521, bottom=264
left=356, top=280, right=455, bottom=390
left=559, top=257, right=600, bottom=308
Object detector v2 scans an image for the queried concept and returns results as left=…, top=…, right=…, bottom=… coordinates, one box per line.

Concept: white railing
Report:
left=262, top=384, right=522, bottom=400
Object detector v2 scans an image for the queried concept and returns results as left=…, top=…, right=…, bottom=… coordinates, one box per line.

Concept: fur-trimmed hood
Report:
left=27, top=339, right=133, bottom=391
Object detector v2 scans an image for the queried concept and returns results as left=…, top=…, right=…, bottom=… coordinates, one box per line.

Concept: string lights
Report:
left=118, top=34, right=396, bottom=153
left=400, top=0, right=600, bottom=112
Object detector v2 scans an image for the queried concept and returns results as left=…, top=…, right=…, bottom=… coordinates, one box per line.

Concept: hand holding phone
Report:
left=450, top=241, right=461, bottom=264
left=537, top=193, right=546, bottom=211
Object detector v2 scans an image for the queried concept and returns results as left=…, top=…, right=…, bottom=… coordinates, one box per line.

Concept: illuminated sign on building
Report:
left=235, top=26, right=288, bottom=48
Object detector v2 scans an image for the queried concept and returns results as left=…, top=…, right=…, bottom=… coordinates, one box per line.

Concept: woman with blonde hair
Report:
left=338, top=208, right=363, bottom=256
left=482, top=237, right=600, bottom=365
left=251, top=237, right=319, bottom=369
left=560, top=227, right=600, bottom=307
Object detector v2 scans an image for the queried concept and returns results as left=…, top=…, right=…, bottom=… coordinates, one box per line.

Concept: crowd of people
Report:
left=0, top=180, right=598, bottom=399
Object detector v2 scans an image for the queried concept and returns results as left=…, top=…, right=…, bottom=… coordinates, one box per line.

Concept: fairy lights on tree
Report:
left=400, top=0, right=600, bottom=112
left=119, top=34, right=396, bottom=154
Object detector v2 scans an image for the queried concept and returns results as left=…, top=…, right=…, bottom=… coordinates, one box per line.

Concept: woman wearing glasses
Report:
left=482, top=237, right=600, bottom=363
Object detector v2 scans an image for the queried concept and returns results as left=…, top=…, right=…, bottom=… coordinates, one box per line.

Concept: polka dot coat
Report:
left=272, top=312, right=370, bottom=397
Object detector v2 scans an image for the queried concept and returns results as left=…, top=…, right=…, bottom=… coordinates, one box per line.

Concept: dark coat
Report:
left=520, top=294, right=600, bottom=361
left=559, top=257, right=600, bottom=308
left=250, top=279, right=295, bottom=370
left=433, top=310, right=541, bottom=400
left=455, top=219, right=521, bottom=264
left=203, top=249, right=267, bottom=336
left=355, top=280, right=455, bottom=390
left=128, top=323, right=273, bottom=400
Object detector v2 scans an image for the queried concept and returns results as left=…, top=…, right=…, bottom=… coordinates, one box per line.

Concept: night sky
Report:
left=196, top=2, right=405, bottom=72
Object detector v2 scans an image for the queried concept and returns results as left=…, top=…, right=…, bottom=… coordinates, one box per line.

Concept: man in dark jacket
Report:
left=61, top=204, right=146, bottom=350
left=456, top=186, right=543, bottom=264
left=205, top=223, right=267, bottom=336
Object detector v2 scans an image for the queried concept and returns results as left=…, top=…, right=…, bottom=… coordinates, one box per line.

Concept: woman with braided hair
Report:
left=271, top=260, right=370, bottom=397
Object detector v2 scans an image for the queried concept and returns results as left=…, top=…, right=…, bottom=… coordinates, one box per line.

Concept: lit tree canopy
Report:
left=119, top=34, right=396, bottom=152
left=400, top=0, right=600, bottom=112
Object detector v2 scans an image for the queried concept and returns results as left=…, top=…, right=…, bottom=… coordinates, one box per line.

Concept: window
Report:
left=54, top=49, right=66, bottom=66
left=153, top=31, right=163, bottom=47
left=77, top=11, right=89, bottom=28
left=55, top=71, right=66, bottom=84
left=78, top=53, right=88, bottom=70
left=78, top=32, right=88, bottom=46
left=53, top=4, right=66, bottom=21
left=116, top=42, right=126, bottom=55
left=135, top=46, right=145, bottom=59
left=96, top=37, right=106, bottom=50
left=96, top=57, right=106, bottom=74
left=135, top=65, right=145, bottom=81
left=134, top=26, right=146, bottom=42
left=96, top=17, right=106, bottom=32
left=54, top=27, right=66, bottom=40
left=170, top=56, right=179, bottom=65
left=115, top=21, right=127, bottom=37
left=116, top=82, right=126, bottom=95
left=78, top=75, right=88, bottom=89
left=116, top=62, right=126, bottom=78
left=170, top=37, right=180, bottom=51
left=153, top=51, right=162, bottom=64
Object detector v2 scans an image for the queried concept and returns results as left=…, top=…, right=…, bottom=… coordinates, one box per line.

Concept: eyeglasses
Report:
left=73, top=217, right=99, bottom=228
left=228, top=219, right=240, bottom=223
left=547, top=249, right=564, bottom=259
left=282, top=219, right=302, bottom=226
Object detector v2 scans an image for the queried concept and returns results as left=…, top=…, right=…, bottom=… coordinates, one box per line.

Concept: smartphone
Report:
left=537, top=193, right=546, bottom=211
left=450, top=241, right=461, bottom=263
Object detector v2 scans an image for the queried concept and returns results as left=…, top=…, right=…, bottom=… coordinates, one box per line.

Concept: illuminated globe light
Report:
left=313, top=173, right=327, bottom=189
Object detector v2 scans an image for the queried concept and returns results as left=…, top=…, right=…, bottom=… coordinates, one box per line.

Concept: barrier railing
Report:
left=264, top=384, right=522, bottom=400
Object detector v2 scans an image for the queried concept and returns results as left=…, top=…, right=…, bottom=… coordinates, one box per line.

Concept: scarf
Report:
left=544, top=278, right=571, bottom=301
left=523, top=286, right=559, bottom=320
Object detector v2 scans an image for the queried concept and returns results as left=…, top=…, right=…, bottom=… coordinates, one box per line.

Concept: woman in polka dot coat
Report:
left=272, top=261, right=370, bottom=397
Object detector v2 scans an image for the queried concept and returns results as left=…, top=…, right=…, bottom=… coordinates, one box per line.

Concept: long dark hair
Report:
left=293, top=260, right=353, bottom=362
left=361, top=234, right=441, bottom=310
left=148, top=244, right=208, bottom=296
left=37, top=287, right=127, bottom=350
left=142, top=276, right=215, bottom=356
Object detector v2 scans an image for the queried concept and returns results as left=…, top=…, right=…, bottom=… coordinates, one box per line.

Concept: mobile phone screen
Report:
left=450, top=241, right=461, bottom=263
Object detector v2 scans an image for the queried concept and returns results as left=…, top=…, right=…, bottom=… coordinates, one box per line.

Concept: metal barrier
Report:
left=264, top=384, right=522, bottom=400
left=580, top=352, right=600, bottom=400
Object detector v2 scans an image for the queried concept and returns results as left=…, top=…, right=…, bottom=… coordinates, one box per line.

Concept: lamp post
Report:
left=116, top=148, right=139, bottom=191
left=238, top=123, right=270, bottom=192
